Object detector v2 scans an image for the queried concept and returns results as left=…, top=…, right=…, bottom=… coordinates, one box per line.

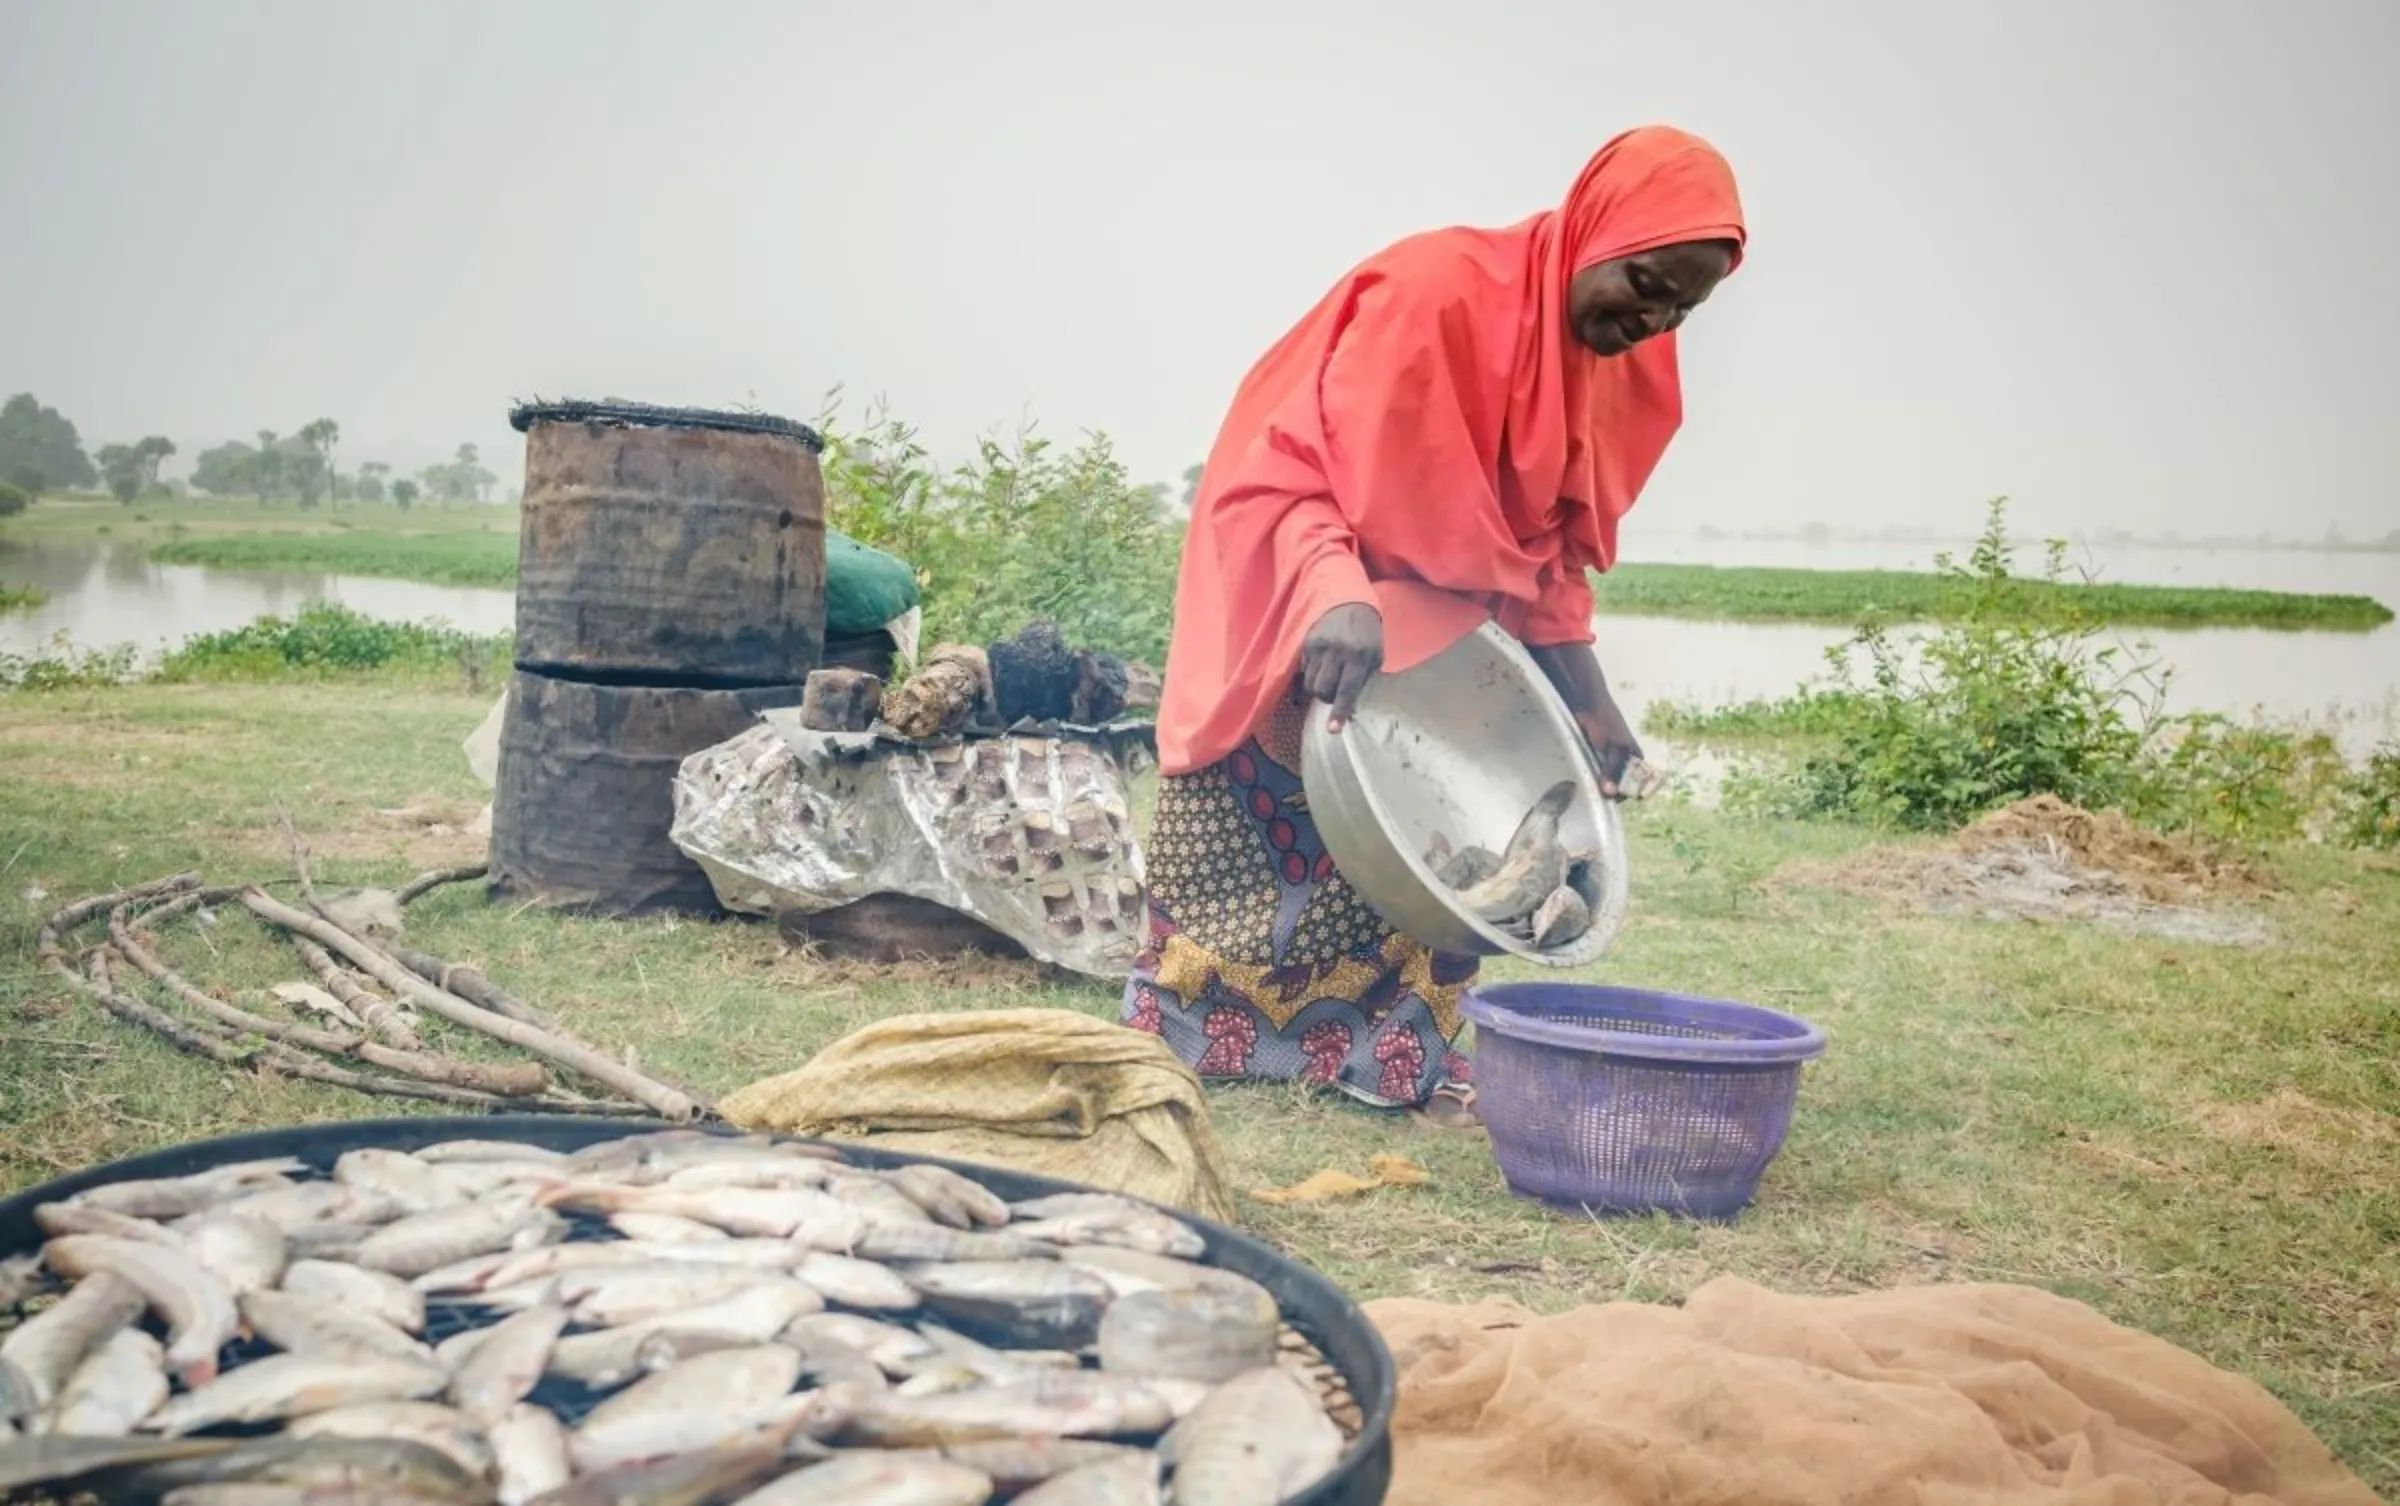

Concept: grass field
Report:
left=12, top=496, right=2392, bottom=631
left=1587, top=560, right=2395, bottom=631
left=0, top=674, right=2392, bottom=1491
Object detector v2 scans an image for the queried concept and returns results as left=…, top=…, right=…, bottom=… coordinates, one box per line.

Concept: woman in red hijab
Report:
left=1122, top=126, right=1747, bottom=1126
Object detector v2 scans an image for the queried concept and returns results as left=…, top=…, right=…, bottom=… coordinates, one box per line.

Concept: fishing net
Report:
left=1364, top=1277, right=2378, bottom=1506
left=718, top=1009, right=1238, bottom=1223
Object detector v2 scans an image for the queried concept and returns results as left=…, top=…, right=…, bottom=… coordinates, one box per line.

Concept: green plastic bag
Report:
left=825, top=527, right=920, bottom=639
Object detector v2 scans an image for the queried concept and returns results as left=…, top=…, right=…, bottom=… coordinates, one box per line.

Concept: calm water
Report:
left=4, top=537, right=2394, bottom=756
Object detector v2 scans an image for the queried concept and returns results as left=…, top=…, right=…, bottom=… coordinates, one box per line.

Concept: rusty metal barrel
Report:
left=507, top=399, right=828, bottom=687
left=488, top=669, right=806, bottom=917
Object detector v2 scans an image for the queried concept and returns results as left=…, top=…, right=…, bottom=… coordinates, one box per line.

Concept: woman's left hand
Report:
left=1575, top=699, right=1646, bottom=800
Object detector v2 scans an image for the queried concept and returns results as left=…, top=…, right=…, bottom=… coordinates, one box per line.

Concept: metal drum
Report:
left=509, top=399, right=828, bottom=687
left=489, top=668, right=806, bottom=917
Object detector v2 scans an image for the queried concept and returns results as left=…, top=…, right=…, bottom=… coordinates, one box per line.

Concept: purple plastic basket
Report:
left=1461, top=983, right=1827, bottom=1220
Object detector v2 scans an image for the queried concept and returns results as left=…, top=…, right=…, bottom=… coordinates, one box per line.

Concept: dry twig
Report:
left=396, top=864, right=487, bottom=908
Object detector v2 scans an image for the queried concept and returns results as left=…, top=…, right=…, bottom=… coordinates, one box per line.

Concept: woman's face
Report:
left=1568, top=240, right=1737, bottom=357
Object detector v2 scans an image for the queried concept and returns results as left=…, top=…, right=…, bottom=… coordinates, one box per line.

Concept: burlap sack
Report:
left=717, top=1008, right=1236, bottom=1222
left=1365, top=1278, right=2379, bottom=1506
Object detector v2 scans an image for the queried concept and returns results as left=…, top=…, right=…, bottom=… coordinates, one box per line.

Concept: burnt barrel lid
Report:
left=508, top=396, right=825, bottom=451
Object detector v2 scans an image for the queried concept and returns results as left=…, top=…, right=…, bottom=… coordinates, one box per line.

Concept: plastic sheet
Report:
left=669, top=710, right=1155, bottom=979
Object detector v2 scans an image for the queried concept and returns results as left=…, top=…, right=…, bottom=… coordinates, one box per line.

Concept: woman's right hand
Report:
left=1300, top=603, right=1384, bottom=732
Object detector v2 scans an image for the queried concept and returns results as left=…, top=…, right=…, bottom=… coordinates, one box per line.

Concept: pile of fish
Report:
left=0, top=1131, right=1354, bottom=1505
left=1425, top=781, right=1603, bottom=949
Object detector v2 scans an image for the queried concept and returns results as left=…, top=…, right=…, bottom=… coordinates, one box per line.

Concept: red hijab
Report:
left=1156, top=126, right=1747, bottom=775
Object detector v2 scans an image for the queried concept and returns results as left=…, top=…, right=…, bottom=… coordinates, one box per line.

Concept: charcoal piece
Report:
left=882, top=645, right=990, bottom=741
left=1069, top=651, right=1131, bottom=725
left=799, top=668, right=884, bottom=733
left=987, top=620, right=1078, bottom=724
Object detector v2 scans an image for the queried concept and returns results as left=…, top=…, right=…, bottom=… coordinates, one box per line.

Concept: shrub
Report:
left=0, top=482, right=28, bottom=518
left=2337, top=739, right=2400, bottom=850
left=155, top=604, right=509, bottom=682
left=816, top=399, right=1184, bottom=667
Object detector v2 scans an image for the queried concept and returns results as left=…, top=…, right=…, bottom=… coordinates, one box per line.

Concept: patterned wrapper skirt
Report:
left=1120, top=688, right=1477, bottom=1108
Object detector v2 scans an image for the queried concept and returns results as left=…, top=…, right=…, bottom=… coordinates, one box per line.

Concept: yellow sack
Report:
left=718, top=1008, right=1236, bottom=1223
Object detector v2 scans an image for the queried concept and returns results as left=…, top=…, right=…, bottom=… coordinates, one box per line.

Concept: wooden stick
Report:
left=291, top=937, right=426, bottom=1052
left=113, top=894, right=551, bottom=1099
left=396, top=864, right=487, bottom=908
left=37, top=872, right=201, bottom=956
left=385, top=945, right=556, bottom=1031
left=73, top=949, right=523, bottom=1110
left=240, top=888, right=709, bottom=1122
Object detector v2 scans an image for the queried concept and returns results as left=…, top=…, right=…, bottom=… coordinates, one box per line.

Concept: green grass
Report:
left=0, top=677, right=2393, bottom=1491
left=148, top=530, right=519, bottom=589
left=1592, top=561, right=2394, bottom=631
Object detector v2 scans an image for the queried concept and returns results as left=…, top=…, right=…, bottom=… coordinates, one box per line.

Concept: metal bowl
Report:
left=1302, top=623, right=1629, bottom=964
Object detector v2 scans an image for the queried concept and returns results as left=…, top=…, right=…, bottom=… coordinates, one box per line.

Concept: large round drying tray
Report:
left=0, top=1114, right=1393, bottom=1506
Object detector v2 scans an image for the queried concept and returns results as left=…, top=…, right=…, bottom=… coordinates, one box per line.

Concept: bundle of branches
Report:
left=37, top=832, right=713, bottom=1123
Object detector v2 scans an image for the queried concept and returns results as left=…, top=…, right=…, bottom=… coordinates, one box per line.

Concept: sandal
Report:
left=1417, top=1083, right=1483, bottom=1130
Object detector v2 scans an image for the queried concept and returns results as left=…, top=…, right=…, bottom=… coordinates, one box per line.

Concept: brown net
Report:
left=1366, top=1278, right=2379, bottom=1506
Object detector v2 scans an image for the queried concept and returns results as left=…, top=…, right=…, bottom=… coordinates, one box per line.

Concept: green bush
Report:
left=0, top=633, right=139, bottom=691
left=2337, top=740, right=2400, bottom=849
left=154, top=604, right=509, bottom=683
left=816, top=400, right=1184, bottom=666
left=0, top=482, right=28, bottom=518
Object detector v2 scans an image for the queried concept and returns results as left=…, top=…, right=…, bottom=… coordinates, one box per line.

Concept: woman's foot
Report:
left=1418, top=1083, right=1482, bottom=1130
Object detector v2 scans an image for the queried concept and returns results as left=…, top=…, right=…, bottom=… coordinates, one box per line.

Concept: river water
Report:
left=4, top=536, right=2395, bottom=756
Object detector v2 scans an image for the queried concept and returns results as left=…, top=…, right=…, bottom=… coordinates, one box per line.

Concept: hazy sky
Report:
left=5, top=0, right=2396, bottom=540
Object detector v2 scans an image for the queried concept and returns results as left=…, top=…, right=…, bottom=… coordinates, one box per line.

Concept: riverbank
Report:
left=0, top=672, right=2392, bottom=1490
left=11, top=495, right=2390, bottom=631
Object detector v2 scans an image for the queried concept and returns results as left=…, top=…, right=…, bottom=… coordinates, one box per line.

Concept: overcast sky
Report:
left=4, top=0, right=2395, bottom=541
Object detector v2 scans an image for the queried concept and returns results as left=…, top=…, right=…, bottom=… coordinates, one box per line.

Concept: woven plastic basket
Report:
left=1462, top=983, right=1826, bottom=1220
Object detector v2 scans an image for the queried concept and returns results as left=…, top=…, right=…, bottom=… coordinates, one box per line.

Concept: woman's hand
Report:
left=1529, top=641, right=1647, bottom=799
left=1300, top=603, right=1384, bottom=732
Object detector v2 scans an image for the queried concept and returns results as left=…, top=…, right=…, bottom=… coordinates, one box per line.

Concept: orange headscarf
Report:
left=1156, top=126, right=1746, bottom=775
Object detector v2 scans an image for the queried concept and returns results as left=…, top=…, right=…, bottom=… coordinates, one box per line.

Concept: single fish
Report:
left=546, top=1326, right=747, bottom=1391
left=1454, top=780, right=1578, bottom=925
left=179, top=1214, right=287, bottom=1296
left=910, top=1324, right=1081, bottom=1384
left=662, top=1159, right=834, bottom=1194
left=781, top=1335, right=888, bottom=1393
left=1006, top=1193, right=1149, bottom=1223
left=1012, top=1209, right=1205, bottom=1261
left=939, top=1438, right=1152, bottom=1494
left=830, top=1372, right=1173, bottom=1448
left=0, top=1433, right=238, bottom=1494
left=528, top=1425, right=795, bottom=1506
left=780, top=1314, right=937, bottom=1376
left=1529, top=882, right=1593, bottom=948
left=1099, top=1285, right=1277, bottom=1386
left=824, top=1173, right=939, bottom=1232
left=792, top=1252, right=919, bottom=1311
left=41, top=1236, right=238, bottom=1386
left=1059, top=1247, right=1274, bottom=1309
left=419, top=1159, right=567, bottom=1200
left=33, top=1203, right=189, bottom=1246
left=1160, top=1365, right=1342, bottom=1506
left=65, top=1160, right=305, bottom=1222
left=564, top=1266, right=813, bottom=1330
left=238, top=1288, right=439, bottom=1368
left=354, top=1201, right=562, bottom=1279
left=281, top=1260, right=426, bottom=1335
left=143, top=1355, right=447, bottom=1436
left=562, top=1132, right=793, bottom=1187
left=0, top=1270, right=147, bottom=1406
left=460, top=1237, right=802, bottom=1296
left=881, top=1166, right=1009, bottom=1230
left=115, top=1433, right=488, bottom=1502
left=203, top=1183, right=402, bottom=1232
left=730, top=1452, right=994, bottom=1505
left=903, top=1260, right=1116, bottom=1350
left=1010, top=1451, right=1162, bottom=1506
left=284, top=1400, right=494, bottom=1479
left=569, top=1348, right=809, bottom=1474
left=606, top=1212, right=727, bottom=1243
left=854, top=1225, right=1055, bottom=1265
left=447, top=1304, right=566, bottom=1428
left=333, top=1149, right=458, bottom=1216
left=536, top=1184, right=863, bottom=1248
left=413, top=1139, right=568, bottom=1166
left=48, top=1327, right=168, bottom=1437
left=489, top=1401, right=571, bottom=1506
left=281, top=1221, right=376, bottom=1263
